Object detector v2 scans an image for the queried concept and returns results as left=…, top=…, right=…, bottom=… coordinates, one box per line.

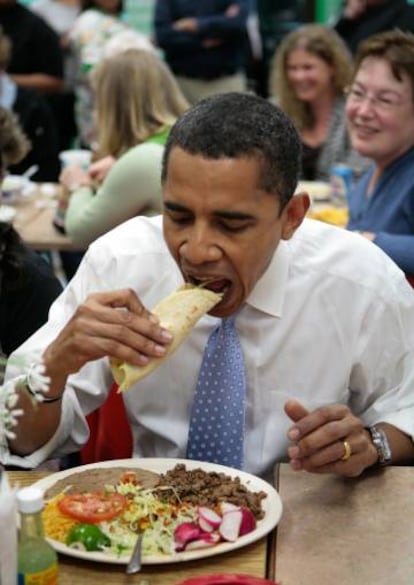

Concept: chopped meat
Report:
left=154, top=464, right=266, bottom=519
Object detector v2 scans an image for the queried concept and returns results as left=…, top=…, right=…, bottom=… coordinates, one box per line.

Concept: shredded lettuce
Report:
left=98, top=483, right=197, bottom=558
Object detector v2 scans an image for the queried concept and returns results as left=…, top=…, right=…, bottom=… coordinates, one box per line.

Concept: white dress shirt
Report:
left=4, top=216, right=414, bottom=479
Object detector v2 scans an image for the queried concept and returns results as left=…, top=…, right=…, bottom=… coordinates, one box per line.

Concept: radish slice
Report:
left=184, top=532, right=221, bottom=551
left=198, top=506, right=222, bottom=533
left=219, top=509, right=243, bottom=542
left=174, top=522, right=202, bottom=551
left=239, top=507, right=256, bottom=536
left=219, top=502, right=240, bottom=515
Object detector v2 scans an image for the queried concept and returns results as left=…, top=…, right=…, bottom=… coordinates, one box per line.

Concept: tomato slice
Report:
left=57, top=492, right=126, bottom=523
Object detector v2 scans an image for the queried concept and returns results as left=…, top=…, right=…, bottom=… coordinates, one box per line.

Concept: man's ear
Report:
left=281, top=193, right=310, bottom=240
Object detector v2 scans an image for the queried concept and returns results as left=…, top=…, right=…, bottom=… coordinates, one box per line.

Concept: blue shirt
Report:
left=154, top=0, right=248, bottom=79
left=347, top=147, right=414, bottom=275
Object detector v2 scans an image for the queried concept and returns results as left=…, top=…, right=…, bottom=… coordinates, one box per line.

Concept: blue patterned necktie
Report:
left=186, top=317, right=246, bottom=469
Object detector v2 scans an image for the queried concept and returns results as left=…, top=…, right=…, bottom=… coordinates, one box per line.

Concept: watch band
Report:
left=368, top=425, right=392, bottom=466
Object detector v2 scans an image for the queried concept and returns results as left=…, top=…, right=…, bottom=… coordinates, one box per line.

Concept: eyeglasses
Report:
left=345, top=86, right=405, bottom=113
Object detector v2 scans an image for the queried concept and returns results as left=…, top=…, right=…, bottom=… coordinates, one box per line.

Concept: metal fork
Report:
left=125, top=531, right=143, bottom=575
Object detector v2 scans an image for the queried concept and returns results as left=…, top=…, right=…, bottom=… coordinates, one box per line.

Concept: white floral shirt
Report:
left=69, top=9, right=129, bottom=146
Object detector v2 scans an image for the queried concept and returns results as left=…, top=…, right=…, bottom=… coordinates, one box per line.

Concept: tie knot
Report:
left=222, top=315, right=236, bottom=329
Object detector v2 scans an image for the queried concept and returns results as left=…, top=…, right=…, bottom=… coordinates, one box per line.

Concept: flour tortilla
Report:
left=111, top=284, right=222, bottom=392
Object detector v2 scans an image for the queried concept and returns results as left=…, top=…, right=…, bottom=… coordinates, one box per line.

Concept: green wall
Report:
left=315, top=0, right=342, bottom=24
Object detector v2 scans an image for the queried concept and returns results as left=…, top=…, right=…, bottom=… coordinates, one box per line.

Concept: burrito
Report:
left=111, top=284, right=222, bottom=392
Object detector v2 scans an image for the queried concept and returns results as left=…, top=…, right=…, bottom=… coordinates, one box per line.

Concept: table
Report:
left=11, top=464, right=414, bottom=584
left=8, top=471, right=270, bottom=585
left=11, top=185, right=82, bottom=252
left=269, top=464, right=414, bottom=585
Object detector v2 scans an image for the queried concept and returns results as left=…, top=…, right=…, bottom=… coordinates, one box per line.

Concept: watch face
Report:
left=369, top=426, right=392, bottom=466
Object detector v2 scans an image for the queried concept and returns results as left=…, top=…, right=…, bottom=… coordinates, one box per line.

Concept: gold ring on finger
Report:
left=341, top=440, right=352, bottom=461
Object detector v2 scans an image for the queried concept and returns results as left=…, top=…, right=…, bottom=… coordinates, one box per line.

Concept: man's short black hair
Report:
left=161, top=92, right=302, bottom=207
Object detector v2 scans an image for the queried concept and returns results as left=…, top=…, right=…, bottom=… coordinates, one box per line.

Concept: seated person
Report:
left=2, top=93, right=414, bottom=479
left=346, top=30, right=414, bottom=276
left=0, top=27, right=60, bottom=182
left=270, top=24, right=368, bottom=181
left=59, top=49, right=188, bottom=248
left=0, top=107, right=62, bottom=360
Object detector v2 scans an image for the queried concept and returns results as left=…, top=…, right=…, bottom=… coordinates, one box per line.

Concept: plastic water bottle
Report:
left=17, top=487, right=58, bottom=585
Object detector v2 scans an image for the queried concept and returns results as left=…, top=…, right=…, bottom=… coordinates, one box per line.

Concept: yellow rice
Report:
left=42, top=494, right=77, bottom=543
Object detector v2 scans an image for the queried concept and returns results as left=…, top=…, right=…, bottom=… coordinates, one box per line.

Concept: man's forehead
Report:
left=165, top=146, right=263, bottom=174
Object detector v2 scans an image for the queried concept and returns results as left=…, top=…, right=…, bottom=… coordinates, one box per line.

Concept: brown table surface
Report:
left=270, top=464, right=414, bottom=585
left=11, top=185, right=81, bottom=252
left=8, top=470, right=271, bottom=585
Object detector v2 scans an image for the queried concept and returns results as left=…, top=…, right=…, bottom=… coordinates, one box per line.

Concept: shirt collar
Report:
left=245, top=239, right=290, bottom=318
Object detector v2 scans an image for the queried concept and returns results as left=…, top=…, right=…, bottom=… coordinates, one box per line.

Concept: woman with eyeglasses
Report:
left=270, top=24, right=368, bottom=181
left=346, top=30, right=414, bottom=278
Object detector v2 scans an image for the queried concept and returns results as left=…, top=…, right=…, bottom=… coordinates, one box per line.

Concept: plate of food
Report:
left=296, top=181, right=332, bottom=202
left=307, top=205, right=349, bottom=227
left=33, top=458, right=282, bottom=565
left=2, top=174, right=35, bottom=202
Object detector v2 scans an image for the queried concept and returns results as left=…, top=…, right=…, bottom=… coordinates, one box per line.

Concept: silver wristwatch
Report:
left=368, top=425, right=392, bottom=466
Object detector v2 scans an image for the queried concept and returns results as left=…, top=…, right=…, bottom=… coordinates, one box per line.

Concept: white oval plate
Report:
left=32, top=458, right=282, bottom=565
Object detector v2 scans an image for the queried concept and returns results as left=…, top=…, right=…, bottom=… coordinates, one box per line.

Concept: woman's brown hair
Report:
left=270, top=24, right=353, bottom=130
left=353, top=29, right=414, bottom=105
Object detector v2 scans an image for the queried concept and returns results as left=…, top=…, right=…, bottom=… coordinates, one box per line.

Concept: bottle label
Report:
left=18, top=563, right=58, bottom=584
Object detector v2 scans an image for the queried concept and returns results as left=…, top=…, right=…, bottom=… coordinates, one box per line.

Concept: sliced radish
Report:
left=219, top=501, right=240, bottom=514
left=198, top=506, right=222, bottom=533
left=219, top=509, right=243, bottom=542
left=239, top=507, right=256, bottom=536
left=174, top=522, right=202, bottom=551
left=184, top=532, right=221, bottom=551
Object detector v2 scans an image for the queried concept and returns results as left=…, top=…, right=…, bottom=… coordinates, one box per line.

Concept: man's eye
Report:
left=219, top=222, right=250, bottom=233
left=167, top=213, right=192, bottom=225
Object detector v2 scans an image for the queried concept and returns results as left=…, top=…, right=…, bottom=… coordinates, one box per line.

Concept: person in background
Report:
left=154, top=0, right=249, bottom=105
left=0, top=0, right=68, bottom=155
left=69, top=0, right=151, bottom=148
left=29, top=0, right=81, bottom=151
left=0, top=27, right=60, bottom=182
left=254, top=0, right=307, bottom=98
left=346, top=30, right=414, bottom=279
left=30, top=0, right=80, bottom=40
left=334, top=0, right=414, bottom=55
left=59, top=49, right=188, bottom=248
left=0, top=107, right=62, bottom=362
left=0, top=0, right=64, bottom=94
left=3, top=93, right=414, bottom=480
left=270, top=24, right=368, bottom=182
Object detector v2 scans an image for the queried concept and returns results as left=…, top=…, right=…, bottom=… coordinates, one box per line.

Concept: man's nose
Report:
left=180, top=228, right=221, bottom=264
